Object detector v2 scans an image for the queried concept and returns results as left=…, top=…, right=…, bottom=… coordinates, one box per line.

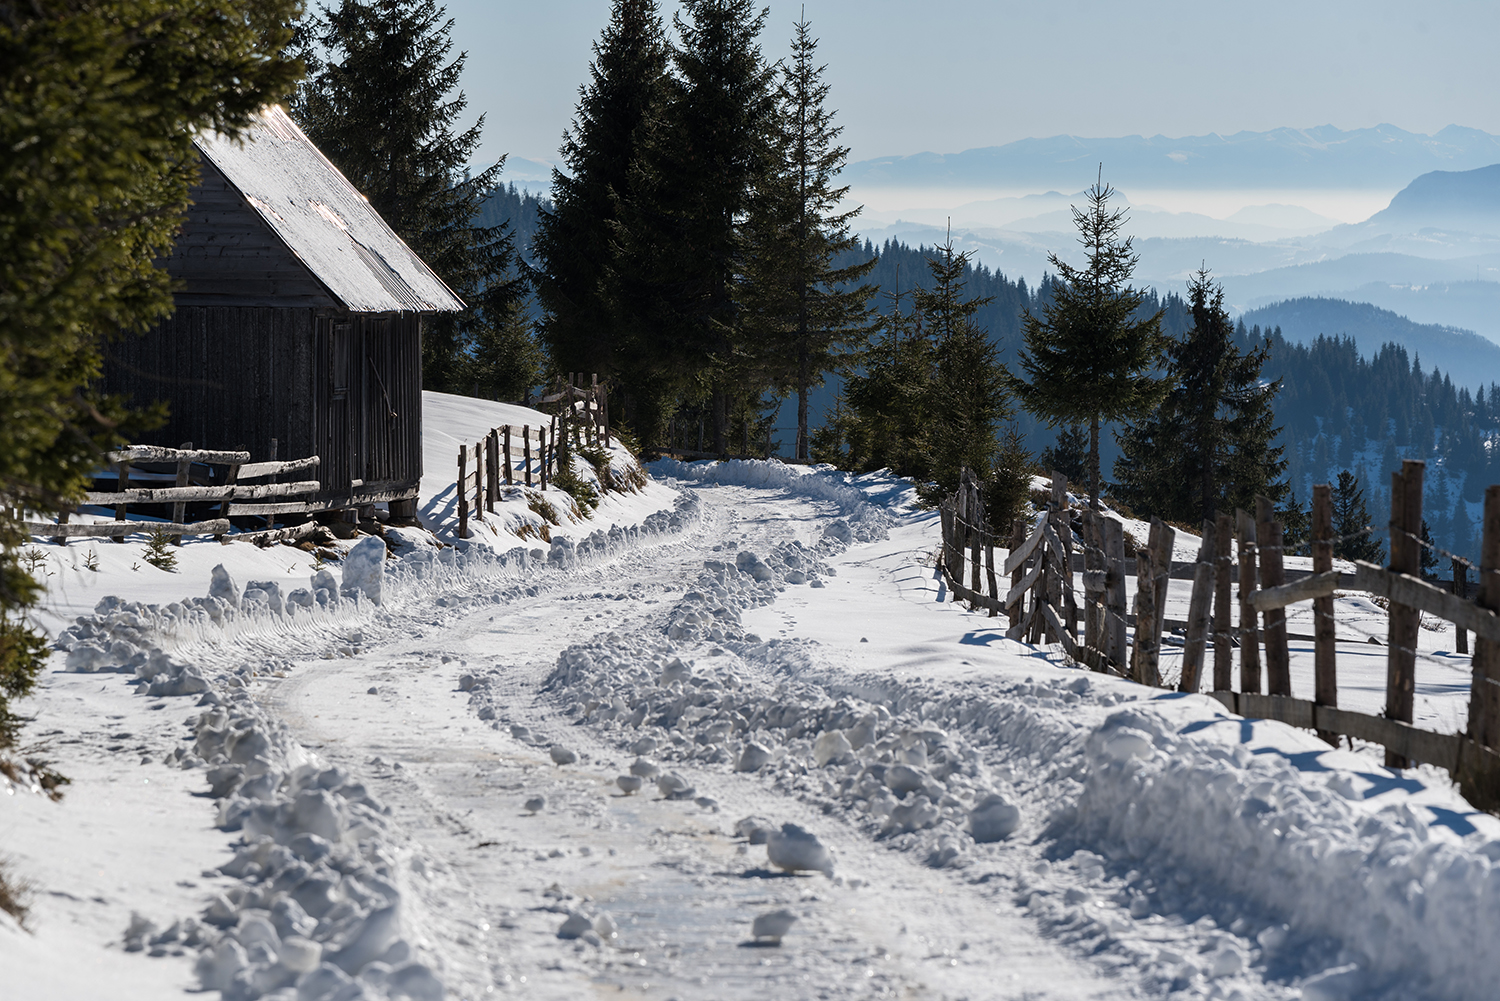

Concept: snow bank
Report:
left=484, top=486, right=1500, bottom=1001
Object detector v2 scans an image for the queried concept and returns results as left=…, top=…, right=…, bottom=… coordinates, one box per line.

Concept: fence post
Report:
left=1236, top=509, right=1262, bottom=693
left=1103, top=516, right=1128, bottom=669
left=472, top=443, right=484, bottom=523
left=1082, top=510, right=1102, bottom=651
left=523, top=426, right=533, bottom=488
left=1051, top=472, right=1076, bottom=643
left=1312, top=484, right=1339, bottom=744
left=503, top=426, right=513, bottom=487
left=457, top=446, right=469, bottom=539
left=1453, top=557, right=1470, bottom=654
left=215, top=452, right=241, bottom=542
left=1008, top=517, right=1026, bottom=627
left=1467, top=485, right=1500, bottom=754
left=1213, top=512, right=1234, bottom=690
left=1386, top=460, right=1425, bottom=767
left=170, top=441, right=193, bottom=545
left=486, top=430, right=497, bottom=511
left=1179, top=519, right=1216, bottom=693
left=1132, top=518, right=1173, bottom=687
left=969, top=477, right=984, bottom=599
left=984, top=516, right=999, bottom=616
left=948, top=481, right=966, bottom=589
left=113, top=457, right=130, bottom=542
left=939, top=499, right=955, bottom=594
left=1257, top=495, right=1291, bottom=696
left=540, top=426, right=550, bottom=491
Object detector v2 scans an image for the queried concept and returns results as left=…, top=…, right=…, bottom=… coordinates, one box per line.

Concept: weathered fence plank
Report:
left=1236, top=508, right=1262, bottom=694
left=1213, top=511, right=1234, bottom=691
left=1179, top=520, right=1216, bottom=693
left=1386, top=460, right=1425, bottom=767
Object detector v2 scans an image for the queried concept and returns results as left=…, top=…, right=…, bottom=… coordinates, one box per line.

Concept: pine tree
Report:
left=1006, top=173, right=1169, bottom=510
left=610, top=0, right=778, bottom=452
left=532, top=0, right=668, bottom=404
left=742, top=14, right=876, bottom=461
left=1115, top=269, right=1286, bottom=523
left=292, top=0, right=530, bottom=394
left=1332, top=469, right=1385, bottom=563
left=1040, top=424, right=1089, bottom=485
left=839, top=286, right=934, bottom=478
left=917, top=240, right=1011, bottom=494
left=1, top=0, right=300, bottom=783
left=1279, top=493, right=1310, bottom=553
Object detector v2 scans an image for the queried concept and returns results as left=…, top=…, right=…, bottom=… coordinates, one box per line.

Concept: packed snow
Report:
left=5, top=448, right=1500, bottom=1001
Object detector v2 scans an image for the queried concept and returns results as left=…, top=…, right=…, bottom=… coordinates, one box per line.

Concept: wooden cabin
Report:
left=102, top=106, right=463, bottom=520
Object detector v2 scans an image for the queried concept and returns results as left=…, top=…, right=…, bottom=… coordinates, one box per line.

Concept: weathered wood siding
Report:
left=168, top=156, right=338, bottom=309
left=105, top=307, right=423, bottom=505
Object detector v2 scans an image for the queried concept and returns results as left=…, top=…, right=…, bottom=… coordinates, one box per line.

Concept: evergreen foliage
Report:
left=609, top=0, right=779, bottom=452
left=1006, top=176, right=1170, bottom=510
left=1332, top=470, right=1385, bottom=564
left=1040, top=424, right=1089, bottom=484
left=292, top=0, right=535, bottom=396
left=532, top=0, right=668, bottom=399
left=742, top=15, right=875, bottom=460
left=0, top=0, right=301, bottom=771
left=1113, top=269, right=1286, bottom=524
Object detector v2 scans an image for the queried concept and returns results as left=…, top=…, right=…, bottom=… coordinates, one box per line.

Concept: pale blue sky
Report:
left=438, top=0, right=1500, bottom=180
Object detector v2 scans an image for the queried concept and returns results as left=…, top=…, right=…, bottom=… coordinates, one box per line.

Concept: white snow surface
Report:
left=4, top=457, right=1500, bottom=1001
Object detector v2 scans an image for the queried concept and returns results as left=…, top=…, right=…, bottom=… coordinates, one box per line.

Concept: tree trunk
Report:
left=797, top=339, right=810, bottom=462
left=1089, top=416, right=1101, bottom=512
left=712, top=386, right=728, bottom=455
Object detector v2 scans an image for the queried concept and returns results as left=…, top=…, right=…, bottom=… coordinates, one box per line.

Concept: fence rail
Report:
left=21, top=444, right=323, bottom=544
left=938, top=463, right=1500, bottom=812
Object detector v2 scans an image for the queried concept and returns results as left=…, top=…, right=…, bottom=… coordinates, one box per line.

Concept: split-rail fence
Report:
left=938, top=462, right=1500, bottom=811
left=19, top=443, right=324, bottom=545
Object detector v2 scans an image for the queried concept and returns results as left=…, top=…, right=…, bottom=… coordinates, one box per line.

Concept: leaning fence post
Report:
left=1257, top=495, right=1292, bottom=697
left=1386, top=459, right=1425, bottom=768
left=1312, top=484, right=1339, bottom=744
left=503, top=426, right=513, bottom=486
left=1008, top=517, right=1026, bottom=627
left=1213, top=512, right=1234, bottom=691
left=457, top=446, right=469, bottom=539
left=969, top=477, right=984, bottom=599
left=1179, top=520, right=1216, bottom=693
left=1236, top=508, right=1262, bottom=693
left=540, top=427, right=550, bottom=492
left=984, top=520, right=999, bottom=616
left=473, top=442, right=485, bottom=523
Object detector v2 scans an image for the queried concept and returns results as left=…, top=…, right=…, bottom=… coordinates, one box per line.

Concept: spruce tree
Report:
left=610, top=0, right=778, bottom=452
left=917, top=240, right=1011, bottom=494
left=839, top=286, right=934, bottom=477
left=1040, top=424, right=1089, bottom=484
left=532, top=0, right=668, bottom=401
left=1113, top=269, right=1286, bottom=523
left=742, top=14, right=876, bottom=460
left=1006, top=173, right=1169, bottom=510
left=293, top=0, right=530, bottom=394
left=1332, top=469, right=1385, bottom=563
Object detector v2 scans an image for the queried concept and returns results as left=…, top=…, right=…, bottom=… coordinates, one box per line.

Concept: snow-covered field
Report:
left=5, top=444, right=1500, bottom=1001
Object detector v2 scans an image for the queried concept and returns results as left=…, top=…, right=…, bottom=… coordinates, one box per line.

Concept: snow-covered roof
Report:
left=193, top=106, right=465, bottom=314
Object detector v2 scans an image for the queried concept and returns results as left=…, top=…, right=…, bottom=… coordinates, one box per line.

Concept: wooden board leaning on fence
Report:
left=937, top=463, right=1500, bottom=813
left=22, top=443, right=323, bottom=545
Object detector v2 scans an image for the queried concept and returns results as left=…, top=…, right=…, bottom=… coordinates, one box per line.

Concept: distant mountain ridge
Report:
left=1238, top=297, right=1500, bottom=388
left=846, top=124, right=1500, bottom=191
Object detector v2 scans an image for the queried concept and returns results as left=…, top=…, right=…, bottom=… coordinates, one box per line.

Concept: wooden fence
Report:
left=938, top=462, right=1500, bottom=811
left=539, top=372, right=610, bottom=450
left=455, top=424, right=553, bottom=540
left=20, top=444, right=322, bottom=544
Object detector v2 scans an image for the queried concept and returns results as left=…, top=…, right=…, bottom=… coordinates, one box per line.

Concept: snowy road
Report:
left=11, top=462, right=1500, bottom=1001
left=260, top=484, right=1127, bottom=1000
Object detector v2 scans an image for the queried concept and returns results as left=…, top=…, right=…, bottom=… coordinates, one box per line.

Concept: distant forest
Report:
left=483, top=194, right=1492, bottom=564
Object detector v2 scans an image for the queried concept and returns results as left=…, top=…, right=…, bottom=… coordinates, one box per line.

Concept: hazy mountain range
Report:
left=845, top=124, right=1500, bottom=191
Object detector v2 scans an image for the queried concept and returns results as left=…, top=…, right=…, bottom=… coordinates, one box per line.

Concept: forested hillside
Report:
left=829, top=238, right=1493, bottom=564
left=476, top=182, right=551, bottom=263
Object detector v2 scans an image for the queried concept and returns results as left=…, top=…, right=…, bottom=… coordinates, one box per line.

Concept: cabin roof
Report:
left=194, top=106, right=465, bottom=314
